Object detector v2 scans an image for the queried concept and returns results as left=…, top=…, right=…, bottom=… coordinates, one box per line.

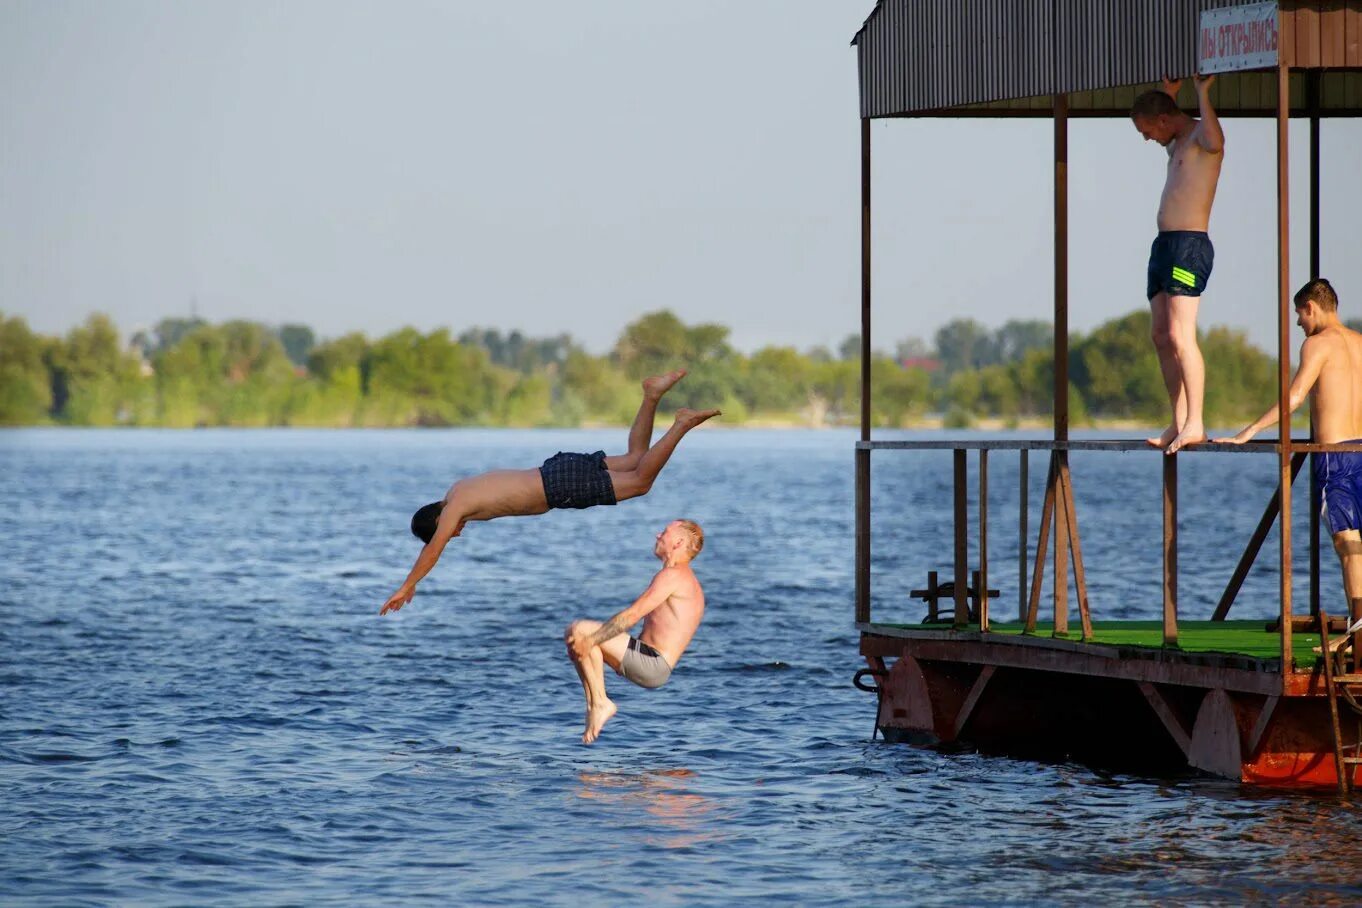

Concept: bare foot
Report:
left=582, top=699, right=617, bottom=745
left=1165, top=425, right=1207, bottom=455
left=643, top=370, right=687, bottom=401
left=674, top=407, right=721, bottom=429
left=1146, top=424, right=1178, bottom=449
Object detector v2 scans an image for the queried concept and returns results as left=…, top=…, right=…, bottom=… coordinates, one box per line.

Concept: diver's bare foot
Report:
left=675, top=407, right=721, bottom=429
left=582, top=699, right=617, bottom=744
left=643, top=370, right=687, bottom=401
left=1166, top=425, right=1207, bottom=455
left=1146, top=424, right=1178, bottom=449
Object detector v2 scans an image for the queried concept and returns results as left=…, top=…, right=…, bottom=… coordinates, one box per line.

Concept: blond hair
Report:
left=676, top=519, right=704, bottom=558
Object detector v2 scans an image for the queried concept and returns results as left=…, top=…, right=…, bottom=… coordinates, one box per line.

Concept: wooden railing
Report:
left=854, top=438, right=1362, bottom=685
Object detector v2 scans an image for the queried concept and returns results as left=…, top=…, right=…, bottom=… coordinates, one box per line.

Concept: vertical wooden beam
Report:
left=860, top=117, right=872, bottom=440
left=979, top=449, right=989, bottom=632
left=1163, top=453, right=1179, bottom=647
left=1054, top=455, right=1070, bottom=637
left=1019, top=449, right=1028, bottom=623
left=855, top=118, right=871, bottom=625
left=1308, top=70, right=1320, bottom=280
left=1307, top=69, right=1318, bottom=618
left=953, top=448, right=969, bottom=626
left=1053, top=93, right=1070, bottom=639
left=1276, top=60, right=1294, bottom=681
left=1053, top=94, right=1069, bottom=442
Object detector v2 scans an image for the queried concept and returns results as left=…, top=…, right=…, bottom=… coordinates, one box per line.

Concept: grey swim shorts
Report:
left=616, top=637, right=672, bottom=689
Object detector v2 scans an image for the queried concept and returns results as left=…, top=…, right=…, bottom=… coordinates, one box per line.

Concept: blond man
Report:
left=564, top=520, right=706, bottom=744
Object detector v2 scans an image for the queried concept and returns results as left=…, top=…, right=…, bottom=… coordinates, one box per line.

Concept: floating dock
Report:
left=849, top=2, right=1362, bottom=790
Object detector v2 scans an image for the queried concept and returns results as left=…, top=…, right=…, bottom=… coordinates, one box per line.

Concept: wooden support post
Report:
left=1309, top=69, right=1321, bottom=619
left=1319, top=611, right=1350, bottom=795
left=1312, top=422, right=1321, bottom=617
left=1163, top=452, right=1178, bottom=647
left=1276, top=60, right=1293, bottom=681
left=1052, top=92, right=1069, bottom=640
left=1019, top=449, right=1028, bottom=623
left=855, top=448, right=869, bottom=624
left=953, top=448, right=969, bottom=626
left=1138, top=682, right=1191, bottom=757
left=1057, top=459, right=1093, bottom=642
left=1212, top=453, right=1306, bottom=621
left=1026, top=455, right=1058, bottom=633
left=855, top=118, right=871, bottom=625
left=979, top=449, right=989, bottom=632
left=1055, top=467, right=1070, bottom=638
left=952, top=665, right=997, bottom=738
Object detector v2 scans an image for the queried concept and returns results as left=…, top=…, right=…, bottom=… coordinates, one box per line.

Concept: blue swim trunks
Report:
left=1147, top=230, right=1214, bottom=300
left=1316, top=442, right=1362, bottom=535
left=539, top=451, right=617, bottom=510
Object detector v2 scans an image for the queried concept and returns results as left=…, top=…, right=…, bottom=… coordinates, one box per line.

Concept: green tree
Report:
left=362, top=328, right=497, bottom=426
left=994, top=319, right=1052, bottom=363
left=47, top=314, right=146, bottom=425
left=741, top=346, right=813, bottom=414
left=1201, top=326, right=1277, bottom=426
left=1070, top=311, right=1163, bottom=419
left=560, top=349, right=635, bottom=424
left=0, top=314, right=54, bottom=425
left=277, top=324, right=316, bottom=367
left=935, top=318, right=997, bottom=376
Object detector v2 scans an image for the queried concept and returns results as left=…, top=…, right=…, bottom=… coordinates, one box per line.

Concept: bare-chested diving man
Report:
left=1131, top=75, right=1225, bottom=455
left=1217, top=279, right=1362, bottom=646
left=379, top=372, right=718, bottom=615
left=564, top=519, right=706, bottom=744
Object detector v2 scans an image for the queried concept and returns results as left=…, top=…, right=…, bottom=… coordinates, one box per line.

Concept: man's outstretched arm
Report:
left=1216, top=338, right=1324, bottom=444
left=379, top=507, right=463, bottom=615
left=1193, top=74, right=1224, bottom=153
left=567, top=569, right=681, bottom=657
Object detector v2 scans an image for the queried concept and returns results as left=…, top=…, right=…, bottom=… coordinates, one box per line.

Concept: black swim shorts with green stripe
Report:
left=1146, top=230, right=1214, bottom=300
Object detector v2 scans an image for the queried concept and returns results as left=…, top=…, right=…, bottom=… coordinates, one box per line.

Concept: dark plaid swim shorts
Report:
left=539, top=451, right=618, bottom=510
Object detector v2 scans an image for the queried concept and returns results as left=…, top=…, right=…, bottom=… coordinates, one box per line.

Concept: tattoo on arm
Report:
left=589, top=614, right=632, bottom=647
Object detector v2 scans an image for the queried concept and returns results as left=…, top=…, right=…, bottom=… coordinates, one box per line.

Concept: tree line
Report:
left=0, top=308, right=1295, bottom=428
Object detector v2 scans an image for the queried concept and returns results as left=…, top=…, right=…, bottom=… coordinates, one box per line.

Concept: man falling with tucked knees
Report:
left=1131, top=75, right=1225, bottom=455
left=1217, top=279, right=1362, bottom=648
left=565, top=519, right=706, bottom=744
left=379, top=371, right=719, bottom=615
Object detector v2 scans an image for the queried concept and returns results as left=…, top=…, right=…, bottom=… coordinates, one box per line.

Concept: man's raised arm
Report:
left=1216, top=337, right=1325, bottom=444
left=379, top=507, right=463, bottom=615
left=1193, top=74, right=1224, bottom=153
left=567, top=568, right=682, bottom=657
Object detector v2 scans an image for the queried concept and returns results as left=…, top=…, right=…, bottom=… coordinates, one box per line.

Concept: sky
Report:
left=2, top=0, right=1359, bottom=356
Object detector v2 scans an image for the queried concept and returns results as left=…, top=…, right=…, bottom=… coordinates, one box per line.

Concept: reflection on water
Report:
left=577, top=769, right=726, bottom=850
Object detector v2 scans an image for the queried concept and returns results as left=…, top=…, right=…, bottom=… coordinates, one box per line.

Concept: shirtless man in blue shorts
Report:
left=564, top=519, right=706, bottom=744
left=379, top=371, right=718, bottom=615
left=1131, top=75, right=1224, bottom=454
left=1217, top=279, right=1362, bottom=646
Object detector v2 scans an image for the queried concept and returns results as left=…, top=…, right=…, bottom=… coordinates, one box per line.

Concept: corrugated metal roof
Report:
left=853, top=0, right=1362, bottom=118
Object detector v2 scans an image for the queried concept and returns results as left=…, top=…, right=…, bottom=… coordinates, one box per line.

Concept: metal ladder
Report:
left=1318, top=610, right=1362, bottom=795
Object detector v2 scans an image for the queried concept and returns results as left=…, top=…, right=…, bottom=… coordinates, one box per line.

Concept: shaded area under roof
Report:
left=853, top=0, right=1362, bottom=118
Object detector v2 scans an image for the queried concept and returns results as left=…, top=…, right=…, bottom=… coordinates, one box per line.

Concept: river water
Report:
left=2, top=428, right=1359, bottom=904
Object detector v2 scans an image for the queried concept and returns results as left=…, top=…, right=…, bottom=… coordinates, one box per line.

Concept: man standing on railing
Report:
left=1217, top=279, right=1362, bottom=641
left=1131, top=75, right=1224, bottom=455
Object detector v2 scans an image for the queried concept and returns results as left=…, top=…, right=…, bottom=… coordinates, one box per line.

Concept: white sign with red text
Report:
left=1199, top=2, right=1279, bottom=73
